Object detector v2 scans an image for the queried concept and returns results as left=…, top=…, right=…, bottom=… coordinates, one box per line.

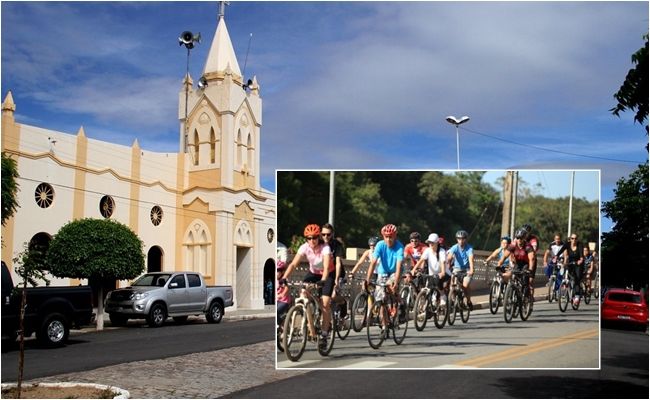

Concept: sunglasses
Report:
left=410, top=239, right=419, bottom=242
left=322, top=233, right=332, bottom=237
left=305, top=236, right=319, bottom=241
left=570, top=237, right=577, bottom=240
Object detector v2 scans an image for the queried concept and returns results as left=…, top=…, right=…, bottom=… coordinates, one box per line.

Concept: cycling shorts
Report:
left=303, top=271, right=335, bottom=297
left=374, top=273, right=397, bottom=302
left=452, top=269, right=472, bottom=286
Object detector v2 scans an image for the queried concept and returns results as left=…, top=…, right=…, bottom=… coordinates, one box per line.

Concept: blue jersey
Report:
left=449, top=243, right=473, bottom=270
left=373, top=239, right=404, bottom=275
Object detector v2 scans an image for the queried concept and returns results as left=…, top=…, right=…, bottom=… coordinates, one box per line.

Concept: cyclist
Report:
left=485, top=236, right=512, bottom=273
left=364, top=224, right=404, bottom=331
left=582, top=246, right=595, bottom=295
left=276, top=261, right=292, bottom=325
left=543, top=234, right=566, bottom=279
left=282, top=224, right=335, bottom=349
left=563, top=233, right=584, bottom=306
left=499, top=228, right=535, bottom=285
left=413, top=233, right=450, bottom=304
left=349, top=237, right=380, bottom=278
left=404, top=232, right=427, bottom=269
left=520, top=224, right=539, bottom=294
left=446, top=230, right=475, bottom=310
left=322, top=223, right=347, bottom=318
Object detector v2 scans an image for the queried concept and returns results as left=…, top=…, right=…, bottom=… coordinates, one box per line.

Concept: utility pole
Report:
left=567, top=171, right=575, bottom=238
left=328, top=171, right=335, bottom=226
left=510, top=171, right=518, bottom=237
left=501, top=171, right=513, bottom=238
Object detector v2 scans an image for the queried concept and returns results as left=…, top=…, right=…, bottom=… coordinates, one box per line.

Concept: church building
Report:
left=1, top=9, right=276, bottom=310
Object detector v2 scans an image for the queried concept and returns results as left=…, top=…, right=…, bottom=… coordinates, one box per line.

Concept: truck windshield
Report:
left=132, top=274, right=172, bottom=287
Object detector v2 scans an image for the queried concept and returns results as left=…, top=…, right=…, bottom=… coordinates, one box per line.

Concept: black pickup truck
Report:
left=2, top=261, right=95, bottom=347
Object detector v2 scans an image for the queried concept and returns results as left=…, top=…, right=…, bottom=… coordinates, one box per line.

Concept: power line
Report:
left=462, top=127, right=645, bottom=164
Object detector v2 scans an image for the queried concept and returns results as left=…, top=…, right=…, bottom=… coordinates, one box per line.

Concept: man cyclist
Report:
left=499, top=228, right=535, bottom=290
left=485, top=236, right=512, bottom=273
left=322, top=223, right=347, bottom=318
left=543, top=234, right=566, bottom=281
left=446, top=230, right=475, bottom=310
left=282, top=224, right=334, bottom=350
left=404, top=232, right=427, bottom=269
left=364, top=224, right=404, bottom=331
left=349, top=237, right=380, bottom=278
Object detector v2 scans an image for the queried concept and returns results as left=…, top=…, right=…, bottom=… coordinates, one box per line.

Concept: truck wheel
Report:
left=109, top=313, right=128, bottom=326
left=37, top=312, right=69, bottom=347
left=206, top=302, right=223, bottom=323
left=147, top=303, right=167, bottom=328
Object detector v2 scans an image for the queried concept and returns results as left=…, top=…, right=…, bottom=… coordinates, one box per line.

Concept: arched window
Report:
left=183, top=221, right=212, bottom=276
left=246, top=133, right=253, bottom=172
left=193, top=130, right=200, bottom=166
left=210, top=128, right=216, bottom=164
left=236, top=130, right=243, bottom=167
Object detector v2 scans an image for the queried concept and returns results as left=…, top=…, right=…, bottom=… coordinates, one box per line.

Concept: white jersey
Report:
left=421, top=247, right=449, bottom=275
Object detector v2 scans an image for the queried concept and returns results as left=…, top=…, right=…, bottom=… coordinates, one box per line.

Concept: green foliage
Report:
left=277, top=171, right=598, bottom=253
left=601, top=163, right=649, bottom=288
left=12, top=243, right=50, bottom=288
left=611, top=33, right=648, bottom=138
left=1, top=152, right=20, bottom=226
left=46, top=218, right=145, bottom=280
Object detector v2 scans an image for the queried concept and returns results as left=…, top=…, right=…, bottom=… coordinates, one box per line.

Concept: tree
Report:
left=1, top=152, right=20, bottom=226
left=45, top=218, right=145, bottom=329
left=601, top=163, right=649, bottom=289
left=611, top=33, right=648, bottom=147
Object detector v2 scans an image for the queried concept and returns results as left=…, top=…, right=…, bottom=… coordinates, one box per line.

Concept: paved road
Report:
left=278, top=301, right=599, bottom=368
left=232, top=328, right=648, bottom=399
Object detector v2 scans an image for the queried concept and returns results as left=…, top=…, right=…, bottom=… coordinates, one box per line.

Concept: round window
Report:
left=99, top=195, right=115, bottom=218
left=34, top=183, right=54, bottom=208
left=150, top=205, right=163, bottom=226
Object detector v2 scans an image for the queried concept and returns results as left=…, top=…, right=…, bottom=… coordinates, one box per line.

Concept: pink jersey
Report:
left=297, top=242, right=334, bottom=274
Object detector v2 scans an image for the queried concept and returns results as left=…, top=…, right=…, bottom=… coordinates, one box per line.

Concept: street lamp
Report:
left=445, top=115, right=470, bottom=170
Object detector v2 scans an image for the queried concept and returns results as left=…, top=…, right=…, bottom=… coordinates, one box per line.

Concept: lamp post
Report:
left=445, top=115, right=470, bottom=170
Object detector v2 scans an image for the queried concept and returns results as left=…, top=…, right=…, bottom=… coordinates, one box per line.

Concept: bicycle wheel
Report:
left=558, top=282, right=569, bottom=312
left=570, top=283, right=580, bottom=310
left=392, top=295, right=408, bottom=345
left=503, top=284, right=515, bottom=323
left=433, top=289, right=447, bottom=329
left=520, top=286, right=533, bottom=321
left=277, top=316, right=285, bottom=352
left=547, top=276, right=556, bottom=303
left=460, top=290, right=470, bottom=323
left=413, top=289, right=429, bottom=332
left=489, top=280, right=501, bottom=314
left=399, top=285, right=412, bottom=318
left=351, top=291, right=368, bottom=332
left=317, top=306, right=335, bottom=356
left=447, top=290, right=457, bottom=326
left=334, top=301, right=352, bottom=340
left=283, top=305, right=307, bottom=362
left=367, top=301, right=385, bottom=349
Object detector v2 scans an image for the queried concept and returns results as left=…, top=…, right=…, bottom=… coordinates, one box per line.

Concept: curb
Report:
left=1, top=382, right=130, bottom=399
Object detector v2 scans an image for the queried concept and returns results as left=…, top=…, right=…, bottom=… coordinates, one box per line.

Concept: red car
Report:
left=601, top=288, right=648, bottom=330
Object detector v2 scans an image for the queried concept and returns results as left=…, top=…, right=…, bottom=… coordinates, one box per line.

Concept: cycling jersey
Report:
left=449, top=243, right=473, bottom=271
left=507, top=243, right=534, bottom=268
left=404, top=242, right=427, bottom=267
left=297, top=242, right=334, bottom=274
left=548, top=241, right=566, bottom=258
left=528, top=234, right=540, bottom=253
left=565, top=243, right=583, bottom=265
left=373, top=239, right=404, bottom=275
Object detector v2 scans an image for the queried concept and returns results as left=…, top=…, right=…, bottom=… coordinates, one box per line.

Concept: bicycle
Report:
left=332, top=277, right=351, bottom=340
left=366, top=279, right=408, bottom=349
left=447, top=270, right=470, bottom=325
left=350, top=276, right=371, bottom=332
left=558, top=266, right=575, bottom=313
left=545, top=260, right=563, bottom=303
left=282, top=281, right=335, bottom=362
left=503, top=267, right=533, bottom=323
left=487, top=261, right=506, bottom=315
left=413, top=274, right=447, bottom=331
left=399, top=271, right=424, bottom=321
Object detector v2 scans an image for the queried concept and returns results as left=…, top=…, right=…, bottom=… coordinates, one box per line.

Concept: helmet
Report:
left=514, top=228, right=528, bottom=239
left=303, top=224, right=321, bottom=237
left=368, top=237, right=379, bottom=246
left=381, top=224, right=398, bottom=238
left=409, top=232, right=421, bottom=240
left=501, top=236, right=511, bottom=244
left=426, top=233, right=439, bottom=244
left=521, top=224, right=532, bottom=233
left=455, top=230, right=468, bottom=239
left=276, top=260, right=286, bottom=271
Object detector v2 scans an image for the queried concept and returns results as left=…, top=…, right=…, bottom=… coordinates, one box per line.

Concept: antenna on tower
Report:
left=242, top=33, right=254, bottom=91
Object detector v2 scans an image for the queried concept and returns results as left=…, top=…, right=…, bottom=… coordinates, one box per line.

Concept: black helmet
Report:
left=368, top=237, right=379, bottom=246
left=515, top=228, right=528, bottom=239
left=455, top=230, right=468, bottom=239
left=409, top=232, right=421, bottom=240
left=521, top=224, right=532, bottom=233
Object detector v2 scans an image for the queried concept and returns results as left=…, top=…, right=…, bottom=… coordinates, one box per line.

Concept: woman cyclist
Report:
left=282, top=224, right=335, bottom=349
left=485, top=236, right=512, bottom=273
left=349, top=237, right=380, bottom=278
left=563, top=233, right=584, bottom=306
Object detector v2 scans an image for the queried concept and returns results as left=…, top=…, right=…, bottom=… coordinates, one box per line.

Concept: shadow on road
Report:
left=493, top=376, right=648, bottom=399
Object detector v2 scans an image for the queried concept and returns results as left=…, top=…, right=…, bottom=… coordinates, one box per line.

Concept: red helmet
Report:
left=303, top=224, right=321, bottom=237
left=381, top=224, right=398, bottom=238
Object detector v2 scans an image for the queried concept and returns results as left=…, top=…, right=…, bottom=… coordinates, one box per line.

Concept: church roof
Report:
left=202, top=16, right=242, bottom=78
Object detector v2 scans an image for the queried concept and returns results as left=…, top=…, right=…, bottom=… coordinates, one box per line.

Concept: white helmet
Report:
left=426, top=233, right=439, bottom=244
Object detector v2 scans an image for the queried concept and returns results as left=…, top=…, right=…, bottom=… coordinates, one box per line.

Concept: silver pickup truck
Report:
left=104, top=271, right=233, bottom=327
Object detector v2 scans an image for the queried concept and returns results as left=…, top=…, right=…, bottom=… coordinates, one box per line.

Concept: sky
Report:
left=1, top=1, right=647, bottom=234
